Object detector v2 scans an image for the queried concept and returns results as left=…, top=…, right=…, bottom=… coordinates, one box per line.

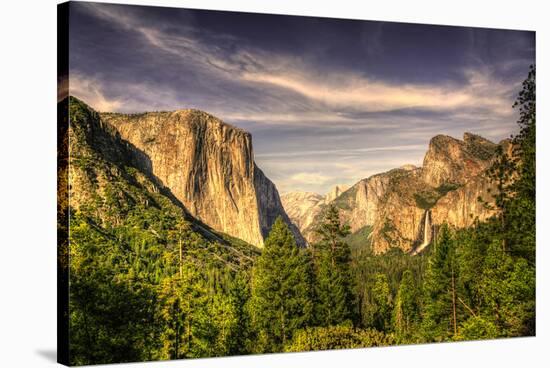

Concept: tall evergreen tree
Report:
left=421, top=225, right=462, bottom=341
left=489, top=65, right=536, bottom=262
left=226, top=273, right=251, bottom=355
left=312, top=205, right=355, bottom=326
left=393, top=270, right=419, bottom=340
left=249, top=217, right=313, bottom=352
left=158, top=264, right=212, bottom=360
left=371, top=273, right=392, bottom=332
left=478, top=240, right=535, bottom=337
left=506, top=65, right=536, bottom=262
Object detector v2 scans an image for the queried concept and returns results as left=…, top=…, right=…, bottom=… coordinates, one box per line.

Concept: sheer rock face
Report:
left=333, top=174, right=390, bottom=235
left=369, top=134, right=500, bottom=253
left=283, top=175, right=392, bottom=244
left=422, top=133, right=500, bottom=228
left=431, top=174, right=496, bottom=229
left=367, top=169, right=424, bottom=253
left=283, top=133, right=503, bottom=254
left=421, top=133, right=497, bottom=187
left=101, top=110, right=302, bottom=248
left=370, top=133, right=500, bottom=253
left=66, top=97, right=230, bottom=243
left=254, top=165, right=304, bottom=243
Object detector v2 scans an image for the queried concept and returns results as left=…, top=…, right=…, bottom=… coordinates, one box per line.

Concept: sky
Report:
left=67, top=2, right=535, bottom=195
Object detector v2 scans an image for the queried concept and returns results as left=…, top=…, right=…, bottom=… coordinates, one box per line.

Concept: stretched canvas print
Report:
left=57, top=1, right=536, bottom=366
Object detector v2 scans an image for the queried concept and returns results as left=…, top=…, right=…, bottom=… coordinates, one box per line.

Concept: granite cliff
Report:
left=68, top=94, right=502, bottom=254
left=100, top=109, right=302, bottom=247
left=66, top=97, right=236, bottom=244
left=282, top=133, right=504, bottom=254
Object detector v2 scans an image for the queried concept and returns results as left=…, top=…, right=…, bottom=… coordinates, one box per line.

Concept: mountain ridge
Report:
left=66, top=96, right=250, bottom=246
left=282, top=132, right=506, bottom=254
left=69, top=94, right=505, bottom=254
left=99, top=102, right=304, bottom=247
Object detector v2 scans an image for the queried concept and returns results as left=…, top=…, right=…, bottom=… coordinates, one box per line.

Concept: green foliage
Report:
left=456, top=317, right=499, bottom=341
left=67, top=98, right=259, bottom=365
left=414, top=190, right=440, bottom=209
left=248, top=217, right=314, bottom=353
left=329, top=186, right=357, bottom=211
left=65, top=66, right=535, bottom=363
left=312, top=205, right=355, bottom=326
left=477, top=241, right=535, bottom=337
left=352, top=245, right=427, bottom=333
left=393, top=270, right=420, bottom=341
left=380, top=219, right=397, bottom=242
left=344, top=225, right=372, bottom=251
left=285, top=325, right=393, bottom=352
left=156, top=266, right=243, bottom=359
left=419, top=82, right=537, bottom=340
left=421, top=225, right=462, bottom=342
left=368, top=274, right=393, bottom=331
left=488, top=65, right=535, bottom=263
left=69, top=254, right=158, bottom=364
left=414, top=183, right=460, bottom=210
left=466, top=139, right=498, bottom=161
left=436, top=182, right=460, bottom=196
left=69, top=206, right=254, bottom=364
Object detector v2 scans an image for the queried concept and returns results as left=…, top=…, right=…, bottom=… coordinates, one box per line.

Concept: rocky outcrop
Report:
left=369, top=133, right=502, bottom=253
left=281, top=191, right=324, bottom=231
left=66, top=97, right=230, bottom=243
left=283, top=173, right=393, bottom=244
left=254, top=165, right=304, bottom=242
left=281, top=184, right=354, bottom=242
left=369, top=133, right=501, bottom=254
left=325, top=184, right=350, bottom=202
left=283, top=133, right=503, bottom=254
left=369, top=168, right=434, bottom=253
left=332, top=174, right=390, bottom=234
left=101, top=109, right=303, bottom=247
left=82, top=94, right=504, bottom=253
left=431, top=174, right=496, bottom=229
left=421, top=133, right=497, bottom=187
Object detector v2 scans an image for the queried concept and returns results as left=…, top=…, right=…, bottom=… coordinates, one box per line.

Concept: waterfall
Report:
left=412, top=209, right=431, bottom=255
left=423, top=209, right=432, bottom=245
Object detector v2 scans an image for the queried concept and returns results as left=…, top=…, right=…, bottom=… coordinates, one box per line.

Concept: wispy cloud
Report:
left=255, top=144, right=425, bottom=159
left=76, top=3, right=523, bottom=123
left=69, top=3, right=533, bottom=193
left=242, top=67, right=518, bottom=116
left=70, top=73, right=122, bottom=112
left=289, top=172, right=331, bottom=185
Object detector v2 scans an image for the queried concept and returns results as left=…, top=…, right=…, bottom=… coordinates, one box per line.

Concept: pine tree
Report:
left=158, top=264, right=211, bottom=360
left=226, top=273, right=251, bottom=355
left=488, top=65, right=536, bottom=262
left=421, top=225, right=462, bottom=341
left=469, top=66, right=536, bottom=338
left=478, top=240, right=535, bottom=337
left=506, top=65, right=536, bottom=262
left=312, top=205, right=354, bottom=326
left=315, top=205, right=352, bottom=267
left=393, top=270, right=419, bottom=340
left=249, top=217, right=313, bottom=352
left=371, top=273, right=392, bottom=332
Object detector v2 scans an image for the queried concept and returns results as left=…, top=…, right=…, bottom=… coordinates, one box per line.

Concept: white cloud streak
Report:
left=255, top=144, right=425, bottom=159
left=241, top=67, right=518, bottom=116
left=79, top=2, right=520, bottom=120
left=72, top=3, right=528, bottom=194
left=69, top=73, right=122, bottom=112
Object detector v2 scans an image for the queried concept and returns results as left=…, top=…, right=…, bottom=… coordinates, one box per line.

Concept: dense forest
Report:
left=63, top=67, right=535, bottom=365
